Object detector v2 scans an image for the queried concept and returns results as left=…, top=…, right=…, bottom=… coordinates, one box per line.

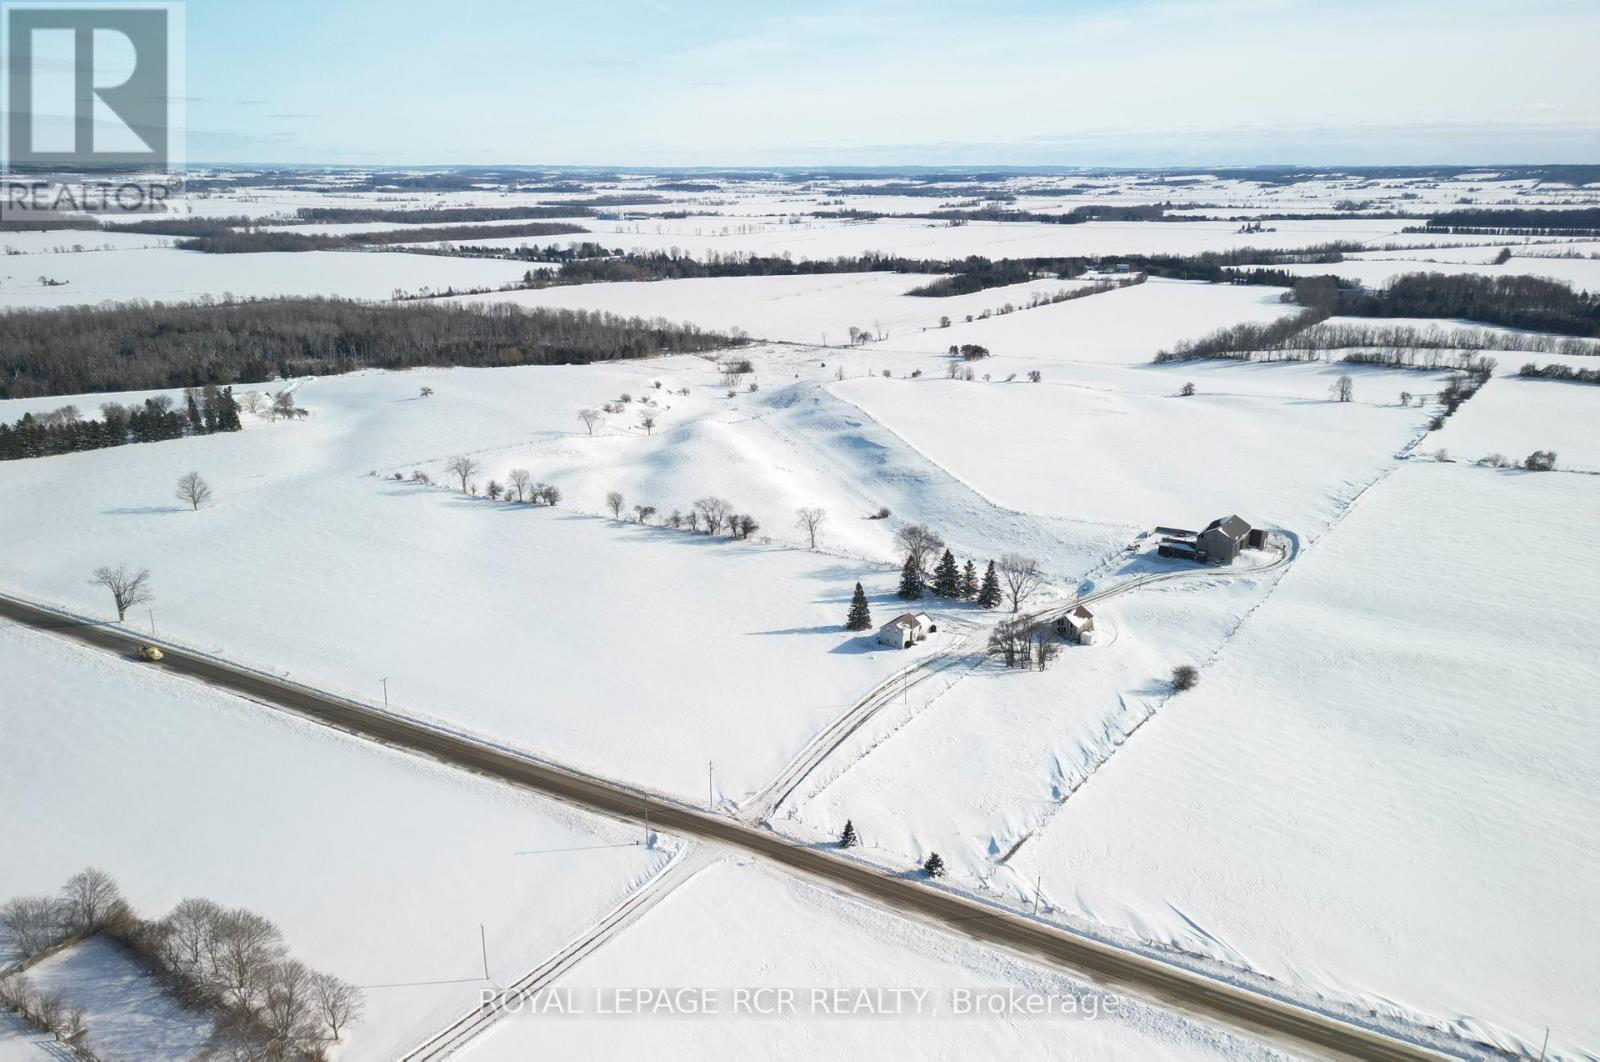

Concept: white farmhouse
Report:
left=877, top=612, right=937, bottom=649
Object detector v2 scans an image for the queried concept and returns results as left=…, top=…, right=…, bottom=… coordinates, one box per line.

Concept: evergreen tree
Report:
left=839, top=820, right=859, bottom=848
left=896, top=554, right=923, bottom=600
left=184, top=390, right=204, bottom=435
left=932, top=549, right=960, bottom=597
left=922, top=852, right=945, bottom=878
left=977, top=560, right=1002, bottom=609
left=216, top=387, right=242, bottom=432
left=959, top=559, right=977, bottom=599
left=201, top=383, right=220, bottom=433
left=846, top=582, right=873, bottom=631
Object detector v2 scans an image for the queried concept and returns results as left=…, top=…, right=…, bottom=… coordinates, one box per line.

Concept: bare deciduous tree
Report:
left=309, top=970, right=364, bottom=1041
left=997, top=553, right=1045, bottom=613
left=606, top=491, right=625, bottom=518
left=59, top=867, right=123, bottom=934
left=270, top=391, right=297, bottom=422
left=1330, top=375, right=1354, bottom=402
left=893, top=523, right=944, bottom=574
left=577, top=408, right=602, bottom=435
left=211, top=908, right=286, bottom=1010
left=639, top=411, right=657, bottom=435
left=0, top=896, right=62, bottom=957
left=794, top=507, right=827, bottom=550
left=632, top=504, right=656, bottom=524
left=419, top=386, right=434, bottom=398
left=260, top=959, right=320, bottom=1049
left=694, top=496, right=732, bottom=536
left=507, top=468, right=532, bottom=502
left=90, top=565, right=153, bottom=621
left=443, top=455, right=479, bottom=493
left=175, top=471, right=212, bottom=511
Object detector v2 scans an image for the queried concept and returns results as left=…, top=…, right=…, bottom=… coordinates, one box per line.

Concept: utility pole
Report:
left=148, top=609, right=156, bottom=636
left=480, top=924, right=489, bottom=981
left=1032, top=874, right=1042, bottom=915
left=708, top=761, right=714, bottom=810
left=381, top=677, right=388, bottom=708
left=643, top=796, right=650, bottom=848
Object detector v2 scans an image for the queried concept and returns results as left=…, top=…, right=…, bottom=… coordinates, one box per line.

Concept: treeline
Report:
left=1, top=868, right=364, bottom=1059
left=173, top=220, right=588, bottom=253
left=1154, top=314, right=1589, bottom=364
left=291, top=204, right=591, bottom=224
left=0, top=298, right=739, bottom=398
left=1, top=386, right=243, bottom=460
left=519, top=250, right=968, bottom=287
left=905, top=257, right=1083, bottom=297
left=1291, top=272, right=1600, bottom=338
left=0, top=216, right=103, bottom=232
left=1518, top=362, right=1600, bottom=385
left=1413, top=207, right=1600, bottom=235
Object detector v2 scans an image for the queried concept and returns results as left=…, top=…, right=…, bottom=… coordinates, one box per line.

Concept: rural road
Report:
left=1, top=589, right=1452, bottom=1062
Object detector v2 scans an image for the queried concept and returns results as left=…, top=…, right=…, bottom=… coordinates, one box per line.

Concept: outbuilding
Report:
left=1196, top=514, right=1253, bottom=565
left=1056, top=605, right=1096, bottom=644
left=877, top=612, right=936, bottom=649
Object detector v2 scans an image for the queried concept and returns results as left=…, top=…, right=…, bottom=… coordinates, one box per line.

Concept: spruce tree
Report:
left=839, top=820, right=859, bottom=848
left=977, top=560, right=1002, bottom=609
left=846, top=582, right=873, bottom=631
left=959, top=559, right=977, bottom=600
left=923, top=852, right=946, bottom=878
left=185, top=391, right=204, bottom=435
left=896, top=554, right=923, bottom=600
left=932, top=549, right=960, bottom=597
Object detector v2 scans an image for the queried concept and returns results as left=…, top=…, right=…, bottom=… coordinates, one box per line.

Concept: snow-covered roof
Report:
left=1202, top=514, right=1252, bottom=539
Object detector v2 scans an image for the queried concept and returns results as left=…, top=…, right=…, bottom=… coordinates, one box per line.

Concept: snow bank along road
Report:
left=0, top=591, right=1448, bottom=1062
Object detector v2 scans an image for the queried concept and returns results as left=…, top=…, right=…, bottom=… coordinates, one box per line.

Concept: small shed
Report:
left=1056, top=605, right=1096, bottom=644
left=877, top=612, right=937, bottom=649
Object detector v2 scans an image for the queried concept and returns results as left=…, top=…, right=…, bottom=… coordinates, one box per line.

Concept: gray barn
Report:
left=1197, top=515, right=1253, bottom=564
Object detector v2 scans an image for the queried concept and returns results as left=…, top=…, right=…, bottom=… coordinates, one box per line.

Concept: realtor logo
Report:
left=2, top=2, right=184, bottom=171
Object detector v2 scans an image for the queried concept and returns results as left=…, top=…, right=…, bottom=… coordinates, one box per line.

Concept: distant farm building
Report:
left=878, top=612, right=936, bottom=649
left=1056, top=605, right=1096, bottom=644
left=1157, top=515, right=1269, bottom=564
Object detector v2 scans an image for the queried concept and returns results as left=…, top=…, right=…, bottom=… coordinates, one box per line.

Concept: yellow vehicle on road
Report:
left=137, top=645, right=164, bottom=662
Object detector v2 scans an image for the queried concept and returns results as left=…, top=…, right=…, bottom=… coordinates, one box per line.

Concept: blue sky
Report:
left=176, top=0, right=1599, bottom=166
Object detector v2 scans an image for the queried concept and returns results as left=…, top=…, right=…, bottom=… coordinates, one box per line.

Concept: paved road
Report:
left=1, top=591, right=1452, bottom=1062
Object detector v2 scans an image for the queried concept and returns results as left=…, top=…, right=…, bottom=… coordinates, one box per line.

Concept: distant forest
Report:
left=1291, top=273, right=1600, bottom=338
left=290, top=205, right=591, bottom=224
left=0, top=298, right=739, bottom=398
left=151, top=221, right=587, bottom=253
left=1414, top=208, right=1600, bottom=235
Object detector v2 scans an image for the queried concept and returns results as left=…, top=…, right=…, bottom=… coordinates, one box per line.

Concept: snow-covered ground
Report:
left=0, top=621, right=669, bottom=1061
left=0, top=247, right=536, bottom=308
left=1008, top=463, right=1600, bottom=1058
left=777, top=555, right=1285, bottom=889
left=863, top=278, right=1298, bottom=364
left=831, top=369, right=1428, bottom=534
left=1440, top=371, right=1600, bottom=472
left=24, top=936, right=213, bottom=1060
left=0, top=1012, right=51, bottom=1062
left=469, top=858, right=1281, bottom=1062
left=459, top=272, right=1094, bottom=345
left=0, top=364, right=957, bottom=803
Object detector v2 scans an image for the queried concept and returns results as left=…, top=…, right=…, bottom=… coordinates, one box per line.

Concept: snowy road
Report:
left=0, top=590, right=1453, bottom=1062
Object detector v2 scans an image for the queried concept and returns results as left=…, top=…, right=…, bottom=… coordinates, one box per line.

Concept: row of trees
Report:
left=1518, top=362, right=1600, bottom=386
left=0, top=387, right=244, bottom=461
left=1292, top=272, right=1600, bottom=339
left=1, top=869, right=364, bottom=1058
left=0, top=297, right=739, bottom=399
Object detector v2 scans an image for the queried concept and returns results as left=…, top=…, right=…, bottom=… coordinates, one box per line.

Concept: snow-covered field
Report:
left=24, top=936, right=213, bottom=1060
left=1009, top=463, right=1600, bottom=1058
left=0, top=622, right=669, bottom=1060
left=459, top=272, right=1096, bottom=345
left=831, top=370, right=1428, bottom=534
left=777, top=557, right=1285, bottom=889
left=1439, top=371, right=1600, bottom=472
left=0, top=365, right=951, bottom=803
left=0, top=247, right=536, bottom=308
left=7, top=168, right=1600, bottom=1059
left=471, top=858, right=1279, bottom=1062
